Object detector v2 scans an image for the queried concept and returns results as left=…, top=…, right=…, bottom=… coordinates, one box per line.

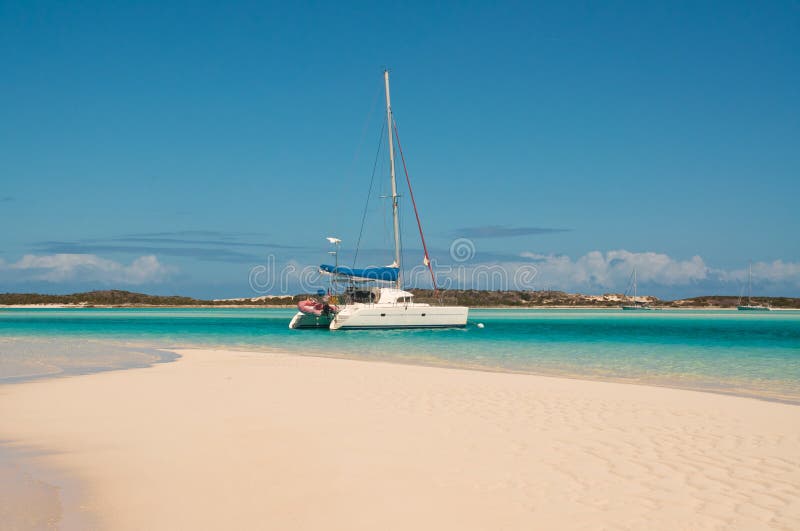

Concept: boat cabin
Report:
left=344, top=286, right=379, bottom=304
left=377, top=288, right=415, bottom=304
left=343, top=286, right=414, bottom=305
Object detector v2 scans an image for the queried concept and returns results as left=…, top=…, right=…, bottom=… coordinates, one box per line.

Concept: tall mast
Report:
left=384, top=69, right=402, bottom=288
left=748, top=261, right=752, bottom=304
left=633, top=268, right=637, bottom=302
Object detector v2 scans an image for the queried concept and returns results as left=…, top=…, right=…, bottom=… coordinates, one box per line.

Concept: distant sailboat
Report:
left=621, top=268, right=653, bottom=311
left=738, top=262, right=771, bottom=311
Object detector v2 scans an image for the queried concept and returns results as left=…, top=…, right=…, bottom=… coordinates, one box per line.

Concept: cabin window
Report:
left=346, top=288, right=377, bottom=303
left=380, top=313, right=386, bottom=317
left=421, top=313, right=426, bottom=317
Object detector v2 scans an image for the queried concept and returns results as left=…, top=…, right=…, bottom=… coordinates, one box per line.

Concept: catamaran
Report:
left=738, top=262, right=770, bottom=311
left=621, top=268, right=653, bottom=311
left=289, top=70, right=469, bottom=330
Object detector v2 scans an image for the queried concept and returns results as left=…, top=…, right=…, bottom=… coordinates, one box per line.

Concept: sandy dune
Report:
left=1, top=348, right=799, bottom=530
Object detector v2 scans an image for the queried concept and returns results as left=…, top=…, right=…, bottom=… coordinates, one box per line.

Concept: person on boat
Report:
left=320, top=290, right=336, bottom=316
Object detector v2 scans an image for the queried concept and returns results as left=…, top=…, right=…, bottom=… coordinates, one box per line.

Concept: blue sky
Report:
left=1, top=1, right=798, bottom=298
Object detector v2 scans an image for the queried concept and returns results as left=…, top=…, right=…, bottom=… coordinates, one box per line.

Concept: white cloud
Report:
left=519, top=250, right=709, bottom=289
left=714, top=260, right=800, bottom=285
left=406, top=249, right=800, bottom=294
left=3, top=254, right=172, bottom=284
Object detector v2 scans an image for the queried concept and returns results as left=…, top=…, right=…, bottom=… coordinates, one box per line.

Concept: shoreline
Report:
left=1, top=348, right=799, bottom=529
left=3, top=304, right=800, bottom=310
left=0, top=338, right=180, bottom=386
left=191, top=343, right=800, bottom=406
left=2, top=335, right=798, bottom=406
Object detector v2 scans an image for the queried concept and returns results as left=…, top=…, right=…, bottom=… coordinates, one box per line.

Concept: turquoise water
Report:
left=1, top=308, right=799, bottom=402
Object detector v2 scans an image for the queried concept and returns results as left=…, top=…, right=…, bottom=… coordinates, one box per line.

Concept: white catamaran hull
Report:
left=330, top=304, right=468, bottom=330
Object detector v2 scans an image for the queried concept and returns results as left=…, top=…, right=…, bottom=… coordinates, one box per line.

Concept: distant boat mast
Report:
left=737, top=260, right=771, bottom=311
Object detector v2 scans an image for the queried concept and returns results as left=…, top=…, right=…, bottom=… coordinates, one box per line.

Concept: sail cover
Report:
left=319, top=264, right=399, bottom=282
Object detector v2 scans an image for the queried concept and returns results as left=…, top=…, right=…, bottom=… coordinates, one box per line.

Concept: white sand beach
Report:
left=1, top=348, right=799, bottom=530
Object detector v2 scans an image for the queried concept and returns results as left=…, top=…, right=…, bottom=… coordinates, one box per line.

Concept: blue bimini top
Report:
left=319, top=264, right=399, bottom=282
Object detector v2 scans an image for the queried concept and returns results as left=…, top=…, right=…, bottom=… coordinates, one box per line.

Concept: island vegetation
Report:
left=1, top=289, right=798, bottom=309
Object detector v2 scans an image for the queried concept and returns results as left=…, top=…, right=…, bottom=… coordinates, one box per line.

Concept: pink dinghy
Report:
left=297, top=299, right=338, bottom=316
